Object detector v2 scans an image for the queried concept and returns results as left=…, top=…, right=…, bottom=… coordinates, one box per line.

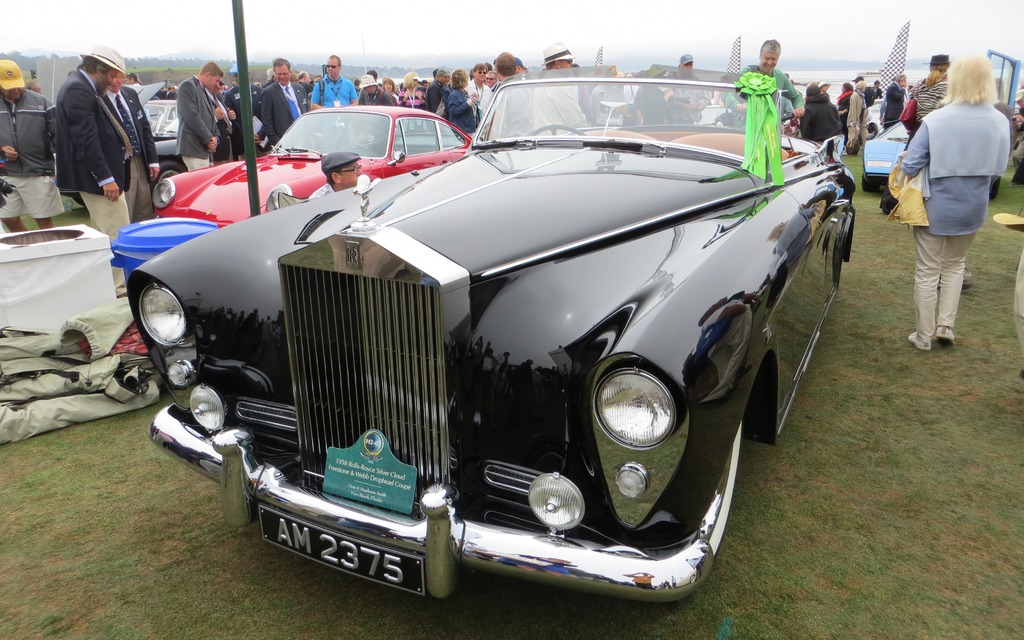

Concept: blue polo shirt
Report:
left=311, top=77, right=359, bottom=107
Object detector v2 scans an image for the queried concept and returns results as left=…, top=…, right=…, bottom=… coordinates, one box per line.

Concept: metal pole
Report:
left=231, top=0, right=261, bottom=218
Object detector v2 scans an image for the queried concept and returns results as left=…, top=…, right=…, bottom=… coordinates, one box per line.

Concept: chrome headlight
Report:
left=266, top=183, right=293, bottom=211
left=139, top=284, right=187, bottom=345
left=528, top=473, right=584, bottom=531
left=614, top=463, right=650, bottom=498
left=190, top=384, right=225, bottom=431
left=152, top=178, right=175, bottom=209
left=166, top=359, right=196, bottom=389
left=596, top=370, right=675, bottom=448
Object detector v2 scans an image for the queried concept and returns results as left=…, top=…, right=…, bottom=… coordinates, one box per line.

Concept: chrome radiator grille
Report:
left=281, top=263, right=451, bottom=486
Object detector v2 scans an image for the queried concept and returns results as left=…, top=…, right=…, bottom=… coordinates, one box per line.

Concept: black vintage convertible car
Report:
left=129, top=67, right=854, bottom=601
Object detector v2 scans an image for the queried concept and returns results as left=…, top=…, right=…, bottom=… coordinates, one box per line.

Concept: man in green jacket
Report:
left=725, top=39, right=805, bottom=121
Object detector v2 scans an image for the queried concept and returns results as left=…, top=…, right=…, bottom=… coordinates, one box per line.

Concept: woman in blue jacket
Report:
left=444, top=69, right=478, bottom=135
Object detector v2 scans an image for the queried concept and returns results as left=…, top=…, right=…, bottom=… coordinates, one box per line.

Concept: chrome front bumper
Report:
left=150, top=406, right=731, bottom=602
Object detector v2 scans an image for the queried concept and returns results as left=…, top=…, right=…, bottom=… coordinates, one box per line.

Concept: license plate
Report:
left=258, top=506, right=425, bottom=594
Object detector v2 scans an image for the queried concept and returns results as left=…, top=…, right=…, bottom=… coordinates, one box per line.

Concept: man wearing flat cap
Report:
left=0, top=59, right=62, bottom=233
left=55, top=44, right=133, bottom=294
left=533, top=42, right=587, bottom=130
left=309, top=152, right=361, bottom=199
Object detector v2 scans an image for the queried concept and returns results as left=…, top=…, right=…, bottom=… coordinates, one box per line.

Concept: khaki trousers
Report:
left=79, top=190, right=130, bottom=296
left=912, top=227, right=976, bottom=340
left=125, top=156, right=156, bottom=223
left=183, top=155, right=212, bottom=172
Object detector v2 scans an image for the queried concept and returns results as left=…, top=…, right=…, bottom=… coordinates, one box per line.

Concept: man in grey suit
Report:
left=177, top=62, right=226, bottom=171
left=260, top=58, right=308, bottom=147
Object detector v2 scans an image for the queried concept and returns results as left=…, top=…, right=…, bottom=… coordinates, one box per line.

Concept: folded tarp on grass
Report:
left=0, top=299, right=160, bottom=445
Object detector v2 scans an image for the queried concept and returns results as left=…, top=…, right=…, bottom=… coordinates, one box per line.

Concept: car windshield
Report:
left=275, top=111, right=392, bottom=158
left=476, top=67, right=764, bottom=156
left=878, top=123, right=910, bottom=143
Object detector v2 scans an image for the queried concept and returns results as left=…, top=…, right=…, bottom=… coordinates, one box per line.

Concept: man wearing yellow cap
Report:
left=0, top=60, right=61, bottom=233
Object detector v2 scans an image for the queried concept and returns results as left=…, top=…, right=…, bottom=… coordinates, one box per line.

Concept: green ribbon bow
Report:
left=735, top=71, right=784, bottom=185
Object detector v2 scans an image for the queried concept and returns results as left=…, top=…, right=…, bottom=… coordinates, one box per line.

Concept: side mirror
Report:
left=387, top=150, right=407, bottom=167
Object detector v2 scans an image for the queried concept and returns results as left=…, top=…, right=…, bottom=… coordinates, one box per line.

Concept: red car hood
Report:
left=157, top=153, right=352, bottom=226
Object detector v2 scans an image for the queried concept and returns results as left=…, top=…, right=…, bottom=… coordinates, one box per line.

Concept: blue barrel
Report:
left=111, top=218, right=218, bottom=277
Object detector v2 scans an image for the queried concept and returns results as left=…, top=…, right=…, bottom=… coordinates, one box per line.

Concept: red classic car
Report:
left=151, top=106, right=470, bottom=226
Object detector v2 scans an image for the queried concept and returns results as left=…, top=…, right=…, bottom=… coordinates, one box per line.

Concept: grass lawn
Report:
left=1, top=162, right=1023, bottom=639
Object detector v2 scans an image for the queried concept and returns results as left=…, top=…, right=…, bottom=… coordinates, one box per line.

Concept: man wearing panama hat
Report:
left=55, top=44, right=132, bottom=295
left=532, top=42, right=587, bottom=130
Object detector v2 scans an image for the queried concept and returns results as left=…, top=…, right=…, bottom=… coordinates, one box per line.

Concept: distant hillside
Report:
left=4, top=49, right=914, bottom=81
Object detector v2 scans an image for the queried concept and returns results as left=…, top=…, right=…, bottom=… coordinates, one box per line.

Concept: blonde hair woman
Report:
left=901, top=55, right=1009, bottom=350
left=399, top=71, right=424, bottom=109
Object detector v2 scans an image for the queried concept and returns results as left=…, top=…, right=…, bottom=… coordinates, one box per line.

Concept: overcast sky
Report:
left=7, top=1, right=1019, bottom=70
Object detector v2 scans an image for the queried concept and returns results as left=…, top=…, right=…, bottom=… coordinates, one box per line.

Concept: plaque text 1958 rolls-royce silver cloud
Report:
left=129, top=67, right=854, bottom=601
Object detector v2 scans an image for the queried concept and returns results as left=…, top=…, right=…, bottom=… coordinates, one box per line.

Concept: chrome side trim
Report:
left=150, top=406, right=738, bottom=601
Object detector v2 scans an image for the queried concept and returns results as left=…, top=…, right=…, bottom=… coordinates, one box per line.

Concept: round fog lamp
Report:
left=528, top=473, right=584, bottom=532
left=615, top=463, right=650, bottom=499
left=190, top=384, right=225, bottom=431
left=166, top=360, right=196, bottom=389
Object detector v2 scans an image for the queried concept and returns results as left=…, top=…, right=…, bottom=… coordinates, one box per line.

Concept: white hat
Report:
left=81, top=45, right=126, bottom=75
left=543, top=42, right=574, bottom=65
left=360, top=74, right=378, bottom=87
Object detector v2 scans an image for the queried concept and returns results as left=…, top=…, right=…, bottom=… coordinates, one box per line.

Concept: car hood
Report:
left=166, top=154, right=327, bottom=225
left=375, top=147, right=758, bottom=276
left=862, top=136, right=906, bottom=174
left=131, top=150, right=763, bottom=406
left=139, top=148, right=759, bottom=309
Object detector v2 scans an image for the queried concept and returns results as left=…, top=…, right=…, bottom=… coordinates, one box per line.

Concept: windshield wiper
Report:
left=278, top=147, right=320, bottom=155
left=473, top=139, right=538, bottom=150
left=579, top=139, right=666, bottom=157
left=474, top=138, right=665, bottom=157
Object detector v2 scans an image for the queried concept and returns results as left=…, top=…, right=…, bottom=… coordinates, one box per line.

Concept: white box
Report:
left=0, top=224, right=116, bottom=331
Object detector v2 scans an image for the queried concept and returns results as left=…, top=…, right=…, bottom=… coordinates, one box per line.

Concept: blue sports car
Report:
left=860, top=123, right=908, bottom=192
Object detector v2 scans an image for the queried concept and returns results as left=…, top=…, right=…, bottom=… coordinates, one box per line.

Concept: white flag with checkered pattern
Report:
left=595, top=47, right=603, bottom=67
left=879, top=22, right=910, bottom=89
left=727, top=37, right=741, bottom=75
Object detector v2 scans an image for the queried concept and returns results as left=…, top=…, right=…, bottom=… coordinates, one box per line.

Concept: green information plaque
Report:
left=323, top=430, right=417, bottom=515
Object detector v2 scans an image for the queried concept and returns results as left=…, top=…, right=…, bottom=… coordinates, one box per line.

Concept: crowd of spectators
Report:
left=2, top=43, right=1021, bottom=367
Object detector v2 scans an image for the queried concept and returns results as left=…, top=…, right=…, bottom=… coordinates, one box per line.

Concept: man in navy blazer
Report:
left=55, top=44, right=131, bottom=294
left=260, top=58, right=309, bottom=147
left=106, top=74, right=159, bottom=222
